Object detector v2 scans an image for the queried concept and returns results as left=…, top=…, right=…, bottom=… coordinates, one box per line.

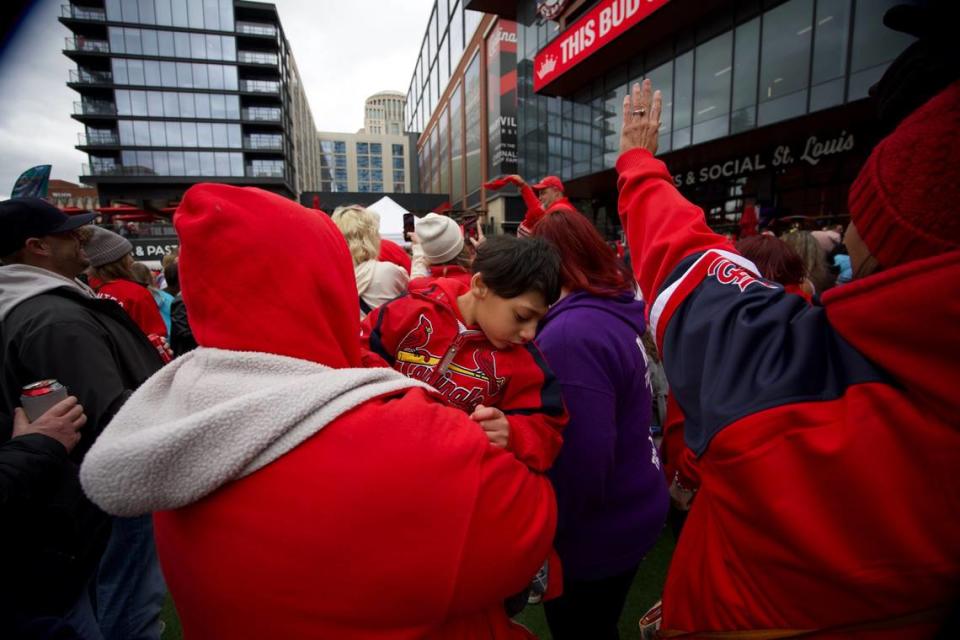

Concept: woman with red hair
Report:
left=533, top=209, right=669, bottom=640
left=735, top=234, right=814, bottom=302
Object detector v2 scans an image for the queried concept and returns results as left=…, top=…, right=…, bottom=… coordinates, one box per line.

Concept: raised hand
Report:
left=620, top=79, right=663, bottom=157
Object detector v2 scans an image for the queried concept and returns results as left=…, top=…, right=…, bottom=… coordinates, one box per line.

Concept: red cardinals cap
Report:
left=531, top=176, right=564, bottom=193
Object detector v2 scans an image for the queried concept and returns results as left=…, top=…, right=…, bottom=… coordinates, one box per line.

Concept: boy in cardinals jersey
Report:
left=362, top=235, right=566, bottom=472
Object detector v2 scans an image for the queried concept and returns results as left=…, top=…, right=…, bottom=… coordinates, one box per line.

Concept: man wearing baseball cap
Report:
left=0, top=197, right=166, bottom=639
left=499, top=174, right=575, bottom=236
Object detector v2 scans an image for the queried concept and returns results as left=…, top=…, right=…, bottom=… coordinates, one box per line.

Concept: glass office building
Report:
left=63, top=0, right=321, bottom=211
left=416, top=0, right=916, bottom=234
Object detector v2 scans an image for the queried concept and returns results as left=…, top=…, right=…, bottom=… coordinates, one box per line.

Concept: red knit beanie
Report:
left=848, top=80, right=960, bottom=268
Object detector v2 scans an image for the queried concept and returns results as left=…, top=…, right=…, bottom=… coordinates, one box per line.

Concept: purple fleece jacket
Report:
left=536, top=290, right=669, bottom=581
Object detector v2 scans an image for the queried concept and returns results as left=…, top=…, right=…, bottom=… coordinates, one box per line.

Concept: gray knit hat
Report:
left=85, top=226, right=133, bottom=267
left=416, top=213, right=464, bottom=265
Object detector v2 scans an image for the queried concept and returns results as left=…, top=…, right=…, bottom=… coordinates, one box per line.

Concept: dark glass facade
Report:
left=64, top=0, right=319, bottom=209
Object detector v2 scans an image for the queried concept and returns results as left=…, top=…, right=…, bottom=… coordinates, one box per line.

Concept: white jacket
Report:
left=354, top=259, right=408, bottom=317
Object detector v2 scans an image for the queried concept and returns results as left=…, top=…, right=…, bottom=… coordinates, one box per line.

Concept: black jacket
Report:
left=1, top=284, right=163, bottom=460
left=0, top=434, right=111, bottom=622
left=0, top=265, right=162, bottom=624
left=170, top=293, right=197, bottom=357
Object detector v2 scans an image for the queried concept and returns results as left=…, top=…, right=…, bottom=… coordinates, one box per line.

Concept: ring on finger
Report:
left=633, top=107, right=647, bottom=116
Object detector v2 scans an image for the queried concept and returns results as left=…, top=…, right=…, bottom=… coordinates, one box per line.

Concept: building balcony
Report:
left=61, top=4, right=106, bottom=21
left=83, top=164, right=142, bottom=177
left=64, top=36, right=110, bottom=53
left=240, top=79, right=280, bottom=94
left=78, top=131, right=120, bottom=146
left=69, top=69, right=113, bottom=85
left=245, top=165, right=285, bottom=178
left=244, top=135, right=283, bottom=150
left=238, top=51, right=279, bottom=65
left=73, top=100, right=117, bottom=116
left=236, top=22, right=277, bottom=37
left=241, top=107, right=282, bottom=122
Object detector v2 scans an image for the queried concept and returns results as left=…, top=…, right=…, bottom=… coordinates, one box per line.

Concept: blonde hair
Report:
left=332, top=205, right=381, bottom=265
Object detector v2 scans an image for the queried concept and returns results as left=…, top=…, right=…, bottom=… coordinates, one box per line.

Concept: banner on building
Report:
left=11, top=165, right=52, bottom=199
left=130, top=237, right=180, bottom=260
left=534, top=0, right=671, bottom=92
left=487, top=20, right=518, bottom=177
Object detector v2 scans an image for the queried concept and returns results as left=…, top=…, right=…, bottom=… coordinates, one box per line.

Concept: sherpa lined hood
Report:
left=0, top=263, right=92, bottom=321
left=80, top=347, right=430, bottom=516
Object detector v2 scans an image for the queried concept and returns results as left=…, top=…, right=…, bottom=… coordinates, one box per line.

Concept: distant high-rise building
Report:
left=363, top=90, right=405, bottom=135
left=62, top=0, right=321, bottom=210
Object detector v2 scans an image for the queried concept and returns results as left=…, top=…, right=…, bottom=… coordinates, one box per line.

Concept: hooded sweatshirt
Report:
left=361, top=277, right=566, bottom=472
left=535, top=290, right=669, bottom=582
left=80, top=184, right=556, bottom=640
left=616, top=142, right=960, bottom=635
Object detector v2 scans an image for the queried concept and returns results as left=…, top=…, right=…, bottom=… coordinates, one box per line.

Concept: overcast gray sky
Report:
left=0, top=0, right=434, bottom=199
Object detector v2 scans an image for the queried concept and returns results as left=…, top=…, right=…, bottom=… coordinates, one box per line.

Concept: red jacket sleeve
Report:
left=615, top=148, right=732, bottom=302
left=500, top=343, right=566, bottom=472
left=516, top=183, right=546, bottom=237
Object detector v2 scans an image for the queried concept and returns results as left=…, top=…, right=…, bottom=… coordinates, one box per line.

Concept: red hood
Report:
left=822, top=249, right=960, bottom=421
left=175, top=184, right=360, bottom=368
left=420, top=277, right=470, bottom=320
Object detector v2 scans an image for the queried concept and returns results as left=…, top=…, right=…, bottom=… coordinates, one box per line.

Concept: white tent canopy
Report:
left=366, top=196, right=408, bottom=245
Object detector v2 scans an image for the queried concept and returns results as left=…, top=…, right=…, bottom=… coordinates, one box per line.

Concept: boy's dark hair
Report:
left=472, top=235, right=561, bottom=304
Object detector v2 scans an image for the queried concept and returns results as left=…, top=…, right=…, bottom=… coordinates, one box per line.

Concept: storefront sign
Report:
left=672, top=130, right=856, bottom=188
left=488, top=21, right=519, bottom=176
left=130, top=237, right=179, bottom=260
left=534, top=0, right=671, bottom=92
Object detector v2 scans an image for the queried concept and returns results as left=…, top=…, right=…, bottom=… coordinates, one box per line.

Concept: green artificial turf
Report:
left=159, top=532, right=674, bottom=639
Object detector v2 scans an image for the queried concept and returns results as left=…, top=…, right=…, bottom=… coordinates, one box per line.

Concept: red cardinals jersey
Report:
left=361, top=278, right=566, bottom=471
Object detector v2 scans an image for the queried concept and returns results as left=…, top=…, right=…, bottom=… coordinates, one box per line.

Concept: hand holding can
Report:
left=13, top=394, right=87, bottom=453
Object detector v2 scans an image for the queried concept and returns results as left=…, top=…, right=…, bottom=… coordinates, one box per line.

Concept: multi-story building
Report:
left=409, top=0, right=917, bottom=234
left=363, top=90, right=405, bottom=135
left=62, top=0, right=321, bottom=212
left=316, top=131, right=418, bottom=194
left=46, top=179, right=99, bottom=211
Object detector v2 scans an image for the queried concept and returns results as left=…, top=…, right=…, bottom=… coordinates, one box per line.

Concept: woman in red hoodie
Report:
left=80, top=184, right=557, bottom=640
left=84, top=226, right=167, bottom=338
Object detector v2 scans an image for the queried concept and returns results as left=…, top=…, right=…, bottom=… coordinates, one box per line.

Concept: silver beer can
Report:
left=20, top=379, right=69, bottom=422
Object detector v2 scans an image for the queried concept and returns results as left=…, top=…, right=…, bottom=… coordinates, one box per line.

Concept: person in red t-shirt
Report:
left=84, top=227, right=167, bottom=338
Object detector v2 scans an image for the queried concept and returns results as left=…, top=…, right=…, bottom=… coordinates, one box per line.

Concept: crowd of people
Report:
left=1, top=11, right=959, bottom=640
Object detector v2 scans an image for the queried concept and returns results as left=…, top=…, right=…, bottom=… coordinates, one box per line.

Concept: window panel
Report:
left=731, top=17, right=759, bottom=133
left=208, top=34, right=223, bottom=61
left=197, top=122, right=213, bottom=147
left=215, top=153, right=231, bottom=176
left=221, top=37, right=236, bottom=61
left=693, top=32, right=732, bottom=144
left=165, top=121, right=182, bottom=146
left=223, top=66, right=237, bottom=90
left=157, top=31, right=177, bottom=58
left=758, top=0, right=813, bottom=125
left=179, top=92, right=195, bottom=117
left=149, top=121, right=166, bottom=146
left=112, top=59, right=128, bottom=84
left=160, top=61, right=176, bottom=86
left=120, top=0, right=139, bottom=22
left=130, top=90, right=147, bottom=115
left=231, top=153, right=244, bottom=177
left=210, top=93, right=226, bottom=118
left=188, top=0, right=204, bottom=28
left=191, top=33, right=207, bottom=59
left=109, top=27, right=124, bottom=53
left=147, top=90, right=163, bottom=116
left=171, top=0, right=188, bottom=27
left=226, top=95, right=240, bottom=119
left=134, top=120, right=150, bottom=145
left=142, top=29, right=159, bottom=56
left=673, top=51, right=693, bottom=149
left=200, top=152, right=215, bottom=175
left=106, top=0, right=122, bottom=21
left=116, top=90, right=132, bottom=115
left=212, top=123, right=228, bottom=147
left=137, top=0, right=155, bottom=25
left=193, top=63, right=209, bottom=88
left=812, top=0, right=851, bottom=85
left=204, top=0, right=221, bottom=30
left=169, top=151, right=185, bottom=176
left=156, top=0, right=172, bottom=26
left=181, top=121, right=197, bottom=146
left=219, top=0, right=234, bottom=31
left=175, top=62, right=192, bottom=87
left=194, top=93, right=211, bottom=118
left=175, top=31, right=190, bottom=58
left=144, top=60, right=161, bottom=86
left=118, top=120, right=134, bottom=144
left=228, top=124, right=241, bottom=148
left=207, top=64, right=223, bottom=90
